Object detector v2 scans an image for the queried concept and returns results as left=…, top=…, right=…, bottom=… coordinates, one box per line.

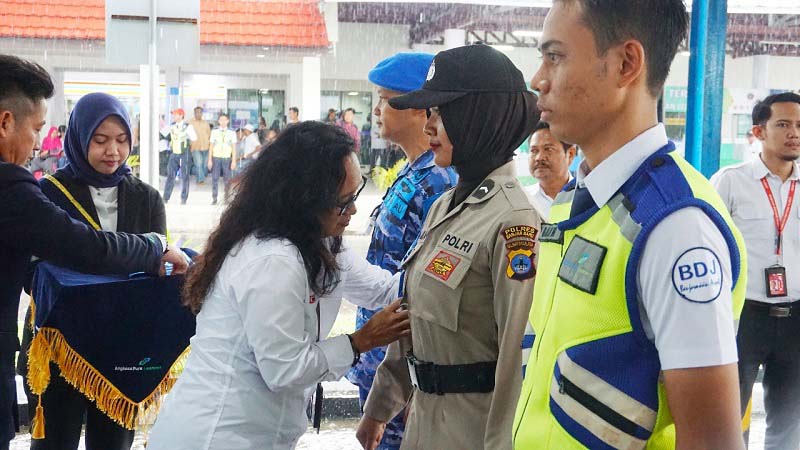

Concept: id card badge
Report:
left=765, top=265, right=788, bottom=298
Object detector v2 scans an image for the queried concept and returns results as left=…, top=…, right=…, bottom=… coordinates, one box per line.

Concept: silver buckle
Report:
left=406, top=354, right=419, bottom=388
left=769, top=306, right=791, bottom=318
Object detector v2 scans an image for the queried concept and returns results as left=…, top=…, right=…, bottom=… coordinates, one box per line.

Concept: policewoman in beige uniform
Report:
left=357, top=44, right=542, bottom=450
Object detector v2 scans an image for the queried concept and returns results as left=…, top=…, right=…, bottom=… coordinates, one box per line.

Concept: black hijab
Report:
left=441, top=90, right=539, bottom=208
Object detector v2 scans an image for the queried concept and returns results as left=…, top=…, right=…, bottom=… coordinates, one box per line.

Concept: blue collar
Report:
left=409, top=149, right=437, bottom=172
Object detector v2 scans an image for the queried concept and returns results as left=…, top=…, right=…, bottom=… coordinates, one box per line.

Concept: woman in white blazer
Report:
left=147, top=122, right=410, bottom=450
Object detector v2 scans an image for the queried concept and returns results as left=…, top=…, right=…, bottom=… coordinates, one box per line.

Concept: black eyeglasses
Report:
left=335, top=175, right=368, bottom=216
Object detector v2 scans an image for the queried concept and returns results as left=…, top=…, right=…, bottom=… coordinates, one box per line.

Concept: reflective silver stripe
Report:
left=608, top=193, right=641, bottom=244
left=553, top=189, right=575, bottom=206
left=557, top=352, right=657, bottom=431
left=550, top=377, right=647, bottom=450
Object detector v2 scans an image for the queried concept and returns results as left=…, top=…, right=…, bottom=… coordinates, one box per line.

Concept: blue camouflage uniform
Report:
left=347, top=149, right=457, bottom=449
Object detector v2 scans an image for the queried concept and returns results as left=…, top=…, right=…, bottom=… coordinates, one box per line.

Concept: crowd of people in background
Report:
left=27, top=101, right=409, bottom=206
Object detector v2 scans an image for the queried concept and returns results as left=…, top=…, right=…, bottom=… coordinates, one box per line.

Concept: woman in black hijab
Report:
left=356, top=44, right=542, bottom=450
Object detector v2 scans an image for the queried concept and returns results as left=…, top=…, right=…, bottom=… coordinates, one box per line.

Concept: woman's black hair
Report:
left=183, top=121, right=355, bottom=313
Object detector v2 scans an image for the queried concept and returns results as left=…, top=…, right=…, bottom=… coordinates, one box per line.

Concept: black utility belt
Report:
left=745, top=299, right=800, bottom=318
left=406, top=354, right=496, bottom=395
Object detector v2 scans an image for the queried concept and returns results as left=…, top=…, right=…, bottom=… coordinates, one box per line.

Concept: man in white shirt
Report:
left=513, top=1, right=745, bottom=449
left=711, top=92, right=800, bottom=450
left=207, top=113, right=237, bottom=205
left=239, top=123, right=261, bottom=172
left=524, top=121, right=575, bottom=219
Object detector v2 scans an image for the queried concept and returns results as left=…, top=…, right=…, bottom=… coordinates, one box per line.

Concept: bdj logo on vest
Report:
left=671, top=247, right=723, bottom=303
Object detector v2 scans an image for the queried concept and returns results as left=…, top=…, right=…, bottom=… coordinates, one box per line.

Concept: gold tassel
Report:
left=31, top=395, right=45, bottom=439
left=26, top=327, right=190, bottom=430
left=28, top=294, right=36, bottom=331
left=27, top=332, right=52, bottom=395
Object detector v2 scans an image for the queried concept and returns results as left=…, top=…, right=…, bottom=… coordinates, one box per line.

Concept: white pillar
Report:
left=139, top=64, right=160, bottom=187
left=288, top=58, right=321, bottom=122
left=752, top=54, right=770, bottom=89
left=301, top=57, right=321, bottom=122
left=444, top=29, right=466, bottom=50
left=46, top=68, right=67, bottom=129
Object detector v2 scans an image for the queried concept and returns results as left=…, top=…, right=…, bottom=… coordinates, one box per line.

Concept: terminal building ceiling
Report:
left=338, top=2, right=800, bottom=57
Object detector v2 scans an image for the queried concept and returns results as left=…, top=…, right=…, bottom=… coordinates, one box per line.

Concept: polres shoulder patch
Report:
left=671, top=247, right=723, bottom=303
left=502, top=225, right=537, bottom=281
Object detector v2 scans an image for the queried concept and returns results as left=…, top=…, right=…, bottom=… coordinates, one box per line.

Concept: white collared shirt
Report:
left=711, top=157, right=800, bottom=304
left=578, top=124, right=737, bottom=370
left=88, top=186, right=118, bottom=231
left=523, top=175, right=572, bottom=221
left=148, top=237, right=398, bottom=450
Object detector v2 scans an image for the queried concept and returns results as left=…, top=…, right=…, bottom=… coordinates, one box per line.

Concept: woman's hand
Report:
left=350, top=299, right=410, bottom=352
left=356, top=415, right=386, bottom=450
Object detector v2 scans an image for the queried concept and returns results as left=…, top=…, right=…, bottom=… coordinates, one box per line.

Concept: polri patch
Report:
left=671, top=247, right=723, bottom=303
left=558, top=235, right=606, bottom=294
left=425, top=251, right=462, bottom=282
left=502, top=225, right=537, bottom=281
left=440, top=232, right=476, bottom=255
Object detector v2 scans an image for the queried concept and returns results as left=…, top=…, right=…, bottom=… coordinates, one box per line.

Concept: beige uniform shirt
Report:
left=364, top=162, right=541, bottom=450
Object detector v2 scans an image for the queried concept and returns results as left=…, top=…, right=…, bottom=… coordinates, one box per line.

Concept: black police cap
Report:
left=389, top=43, right=530, bottom=111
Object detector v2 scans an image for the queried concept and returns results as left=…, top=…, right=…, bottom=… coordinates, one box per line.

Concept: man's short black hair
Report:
left=752, top=92, right=800, bottom=126
left=194, top=106, right=203, bottom=111
left=218, top=112, right=229, bottom=119
left=0, top=54, right=54, bottom=119
left=344, top=108, right=356, bottom=114
left=559, top=0, right=688, bottom=98
left=530, top=121, right=571, bottom=152
left=289, top=107, right=299, bottom=114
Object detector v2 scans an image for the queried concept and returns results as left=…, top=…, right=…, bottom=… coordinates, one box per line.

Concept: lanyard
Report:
left=761, top=177, right=797, bottom=256
left=44, top=175, right=101, bottom=231
left=312, top=301, right=323, bottom=433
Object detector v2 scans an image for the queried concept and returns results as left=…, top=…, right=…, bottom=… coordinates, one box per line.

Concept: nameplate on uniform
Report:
left=558, top=235, right=606, bottom=294
left=440, top=232, right=476, bottom=256
left=538, top=223, right=563, bottom=244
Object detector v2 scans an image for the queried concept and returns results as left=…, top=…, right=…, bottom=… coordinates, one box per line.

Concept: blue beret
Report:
left=368, top=52, right=436, bottom=94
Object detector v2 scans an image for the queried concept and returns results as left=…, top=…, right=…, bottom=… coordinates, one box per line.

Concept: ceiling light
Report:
left=348, top=91, right=359, bottom=96
left=513, top=30, right=543, bottom=38
left=760, top=40, right=800, bottom=46
left=256, top=54, right=266, bottom=58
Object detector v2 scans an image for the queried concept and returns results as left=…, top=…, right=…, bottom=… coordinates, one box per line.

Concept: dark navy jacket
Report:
left=0, top=160, right=162, bottom=353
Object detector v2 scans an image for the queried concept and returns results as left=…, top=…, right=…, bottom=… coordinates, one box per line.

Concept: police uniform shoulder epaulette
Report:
left=498, top=177, right=533, bottom=212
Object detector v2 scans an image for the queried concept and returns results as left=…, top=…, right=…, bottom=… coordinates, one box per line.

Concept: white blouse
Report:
left=88, top=185, right=118, bottom=231
left=147, top=236, right=398, bottom=450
